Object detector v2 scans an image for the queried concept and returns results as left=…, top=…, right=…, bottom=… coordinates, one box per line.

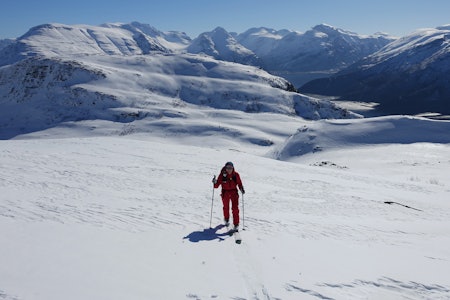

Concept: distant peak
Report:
left=212, top=27, right=229, bottom=34
left=204, top=27, right=235, bottom=41
left=312, top=24, right=338, bottom=32
left=20, top=23, right=72, bottom=39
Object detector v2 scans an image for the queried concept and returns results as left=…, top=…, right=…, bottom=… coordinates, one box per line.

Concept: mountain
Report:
left=237, top=24, right=396, bottom=87
left=264, top=24, right=395, bottom=72
left=0, top=22, right=192, bottom=67
left=1, top=23, right=394, bottom=88
left=300, top=25, right=450, bottom=115
left=0, top=22, right=356, bottom=139
left=187, top=27, right=261, bottom=66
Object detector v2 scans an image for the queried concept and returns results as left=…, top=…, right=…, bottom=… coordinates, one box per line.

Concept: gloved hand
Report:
left=212, top=176, right=217, bottom=184
left=240, top=188, right=245, bottom=194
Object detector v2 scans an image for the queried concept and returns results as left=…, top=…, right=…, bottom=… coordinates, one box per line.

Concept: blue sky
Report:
left=1, top=0, right=449, bottom=39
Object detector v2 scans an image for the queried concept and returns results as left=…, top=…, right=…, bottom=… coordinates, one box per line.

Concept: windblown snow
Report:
left=0, top=22, right=450, bottom=300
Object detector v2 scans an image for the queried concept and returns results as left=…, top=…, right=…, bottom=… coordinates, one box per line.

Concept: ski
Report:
left=227, top=228, right=242, bottom=244
left=225, top=223, right=242, bottom=244
left=234, top=231, right=242, bottom=244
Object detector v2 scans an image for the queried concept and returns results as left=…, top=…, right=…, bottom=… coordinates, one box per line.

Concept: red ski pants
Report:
left=222, top=190, right=239, bottom=226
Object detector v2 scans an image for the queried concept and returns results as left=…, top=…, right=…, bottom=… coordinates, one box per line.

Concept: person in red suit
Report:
left=213, top=162, right=245, bottom=230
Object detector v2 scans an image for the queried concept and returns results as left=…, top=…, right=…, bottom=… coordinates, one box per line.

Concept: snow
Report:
left=273, top=116, right=450, bottom=159
left=1, top=21, right=450, bottom=300
left=1, top=114, right=450, bottom=299
left=237, top=27, right=289, bottom=57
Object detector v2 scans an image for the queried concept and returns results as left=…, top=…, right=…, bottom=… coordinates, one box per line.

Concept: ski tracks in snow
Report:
left=317, top=277, right=450, bottom=299
left=231, top=233, right=273, bottom=300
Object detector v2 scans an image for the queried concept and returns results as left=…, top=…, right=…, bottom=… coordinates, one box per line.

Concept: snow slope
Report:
left=274, top=116, right=450, bottom=159
left=1, top=121, right=449, bottom=299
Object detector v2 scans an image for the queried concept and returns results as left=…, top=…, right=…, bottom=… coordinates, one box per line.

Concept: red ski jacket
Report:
left=214, top=168, right=243, bottom=192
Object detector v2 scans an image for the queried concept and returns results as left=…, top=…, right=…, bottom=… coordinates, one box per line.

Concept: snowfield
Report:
left=1, top=21, right=450, bottom=300
left=1, top=116, right=450, bottom=300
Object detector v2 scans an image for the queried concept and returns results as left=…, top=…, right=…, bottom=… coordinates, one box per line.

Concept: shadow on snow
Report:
left=184, top=224, right=230, bottom=243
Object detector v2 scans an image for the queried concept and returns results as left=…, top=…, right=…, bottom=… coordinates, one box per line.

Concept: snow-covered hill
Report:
left=301, top=25, right=450, bottom=115
left=274, top=116, right=450, bottom=160
left=187, top=27, right=260, bottom=66
left=0, top=22, right=357, bottom=140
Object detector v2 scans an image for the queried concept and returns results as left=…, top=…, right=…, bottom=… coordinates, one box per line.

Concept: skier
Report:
left=212, top=162, right=245, bottom=231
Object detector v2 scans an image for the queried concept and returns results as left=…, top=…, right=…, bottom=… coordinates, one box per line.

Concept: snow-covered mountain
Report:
left=187, top=27, right=261, bottom=66
left=236, top=24, right=395, bottom=87
left=0, top=22, right=191, bottom=66
left=0, top=22, right=356, bottom=139
left=261, top=24, right=394, bottom=72
left=154, top=24, right=396, bottom=88
left=301, top=25, right=450, bottom=115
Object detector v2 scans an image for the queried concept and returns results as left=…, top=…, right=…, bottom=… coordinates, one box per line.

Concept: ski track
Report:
left=232, top=240, right=272, bottom=300
left=317, top=277, right=450, bottom=299
left=285, top=277, right=450, bottom=300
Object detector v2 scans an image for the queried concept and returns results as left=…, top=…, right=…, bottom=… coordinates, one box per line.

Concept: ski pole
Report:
left=242, top=193, right=246, bottom=230
left=209, top=176, right=216, bottom=228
